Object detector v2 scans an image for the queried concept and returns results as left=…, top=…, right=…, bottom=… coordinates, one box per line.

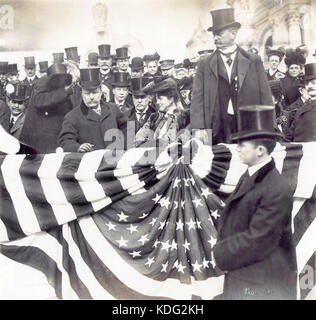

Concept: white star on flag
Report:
left=192, top=197, right=203, bottom=208
left=184, top=178, right=191, bottom=187
left=117, top=211, right=128, bottom=222
left=149, top=217, right=157, bottom=226
left=201, top=187, right=212, bottom=198
left=158, top=220, right=166, bottom=230
left=152, top=193, right=162, bottom=204
left=153, top=240, right=160, bottom=248
left=106, top=221, right=116, bottom=231
left=170, top=240, right=178, bottom=251
left=211, top=210, right=220, bottom=219
left=196, top=219, right=202, bottom=229
left=138, top=234, right=149, bottom=245
left=183, top=240, right=191, bottom=252
left=190, top=177, right=195, bottom=185
left=173, top=260, right=179, bottom=269
left=159, top=197, right=170, bottom=209
left=186, top=218, right=197, bottom=231
left=192, top=260, right=202, bottom=272
left=145, top=257, right=155, bottom=268
left=177, top=262, right=186, bottom=273
left=116, top=236, right=128, bottom=248
left=181, top=201, right=185, bottom=209
left=173, top=177, right=181, bottom=188
left=129, top=250, right=141, bottom=258
left=127, top=224, right=138, bottom=234
left=202, top=257, right=210, bottom=269
left=161, top=261, right=168, bottom=272
left=176, top=219, right=184, bottom=231
left=161, top=240, right=171, bottom=252
left=208, top=235, right=216, bottom=247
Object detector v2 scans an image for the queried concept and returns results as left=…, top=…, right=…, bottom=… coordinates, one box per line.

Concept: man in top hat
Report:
left=22, top=56, right=39, bottom=106
left=6, top=82, right=29, bottom=139
left=20, top=63, right=74, bottom=153
left=191, top=8, right=273, bottom=145
left=58, top=68, right=127, bottom=152
left=265, top=48, right=285, bottom=81
left=7, top=64, right=20, bottom=84
left=52, top=52, right=64, bottom=64
left=110, top=72, right=133, bottom=113
left=65, top=47, right=80, bottom=66
left=126, top=77, right=156, bottom=140
left=130, top=57, right=144, bottom=78
left=160, top=59, right=175, bottom=78
left=0, top=62, right=8, bottom=102
left=290, top=63, right=316, bottom=142
left=135, top=77, right=189, bottom=147
left=38, top=61, right=49, bottom=78
left=212, top=105, right=297, bottom=300
left=198, top=49, right=214, bottom=59
left=143, top=52, right=161, bottom=78
left=87, top=52, right=99, bottom=67
left=115, top=47, right=130, bottom=74
left=98, top=44, right=114, bottom=102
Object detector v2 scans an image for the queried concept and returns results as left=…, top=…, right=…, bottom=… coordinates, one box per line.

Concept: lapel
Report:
left=228, top=159, right=276, bottom=203
left=100, top=101, right=111, bottom=122
left=236, top=47, right=250, bottom=91
left=10, top=114, right=25, bottom=133
left=296, top=99, right=315, bottom=117
left=209, top=52, right=218, bottom=80
left=217, top=53, right=230, bottom=83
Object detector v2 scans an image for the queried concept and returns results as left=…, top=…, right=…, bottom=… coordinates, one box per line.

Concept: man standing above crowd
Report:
left=98, top=44, right=114, bottom=102
left=58, top=68, right=127, bottom=152
left=190, top=8, right=273, bottom=145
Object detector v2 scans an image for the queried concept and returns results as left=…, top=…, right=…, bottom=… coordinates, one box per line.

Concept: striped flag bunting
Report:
left=0, top=140, right=315, bottom=299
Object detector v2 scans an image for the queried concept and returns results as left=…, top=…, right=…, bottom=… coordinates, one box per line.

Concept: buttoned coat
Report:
left=213, top=160, right=297, bottom=300
left=190, top=47, right=273, bottom=143
left=58, top=99, right=127, bottom=152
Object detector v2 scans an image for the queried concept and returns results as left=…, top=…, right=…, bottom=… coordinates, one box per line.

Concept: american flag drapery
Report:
left=0, top=140, right=315, bottom=299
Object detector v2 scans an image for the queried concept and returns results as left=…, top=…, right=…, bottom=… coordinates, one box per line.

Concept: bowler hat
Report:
left=65, top=47, right=80, bottom=62
left=53, top=52, right=64, bottom=64
left=38, top=61, right=48, bottom=73
left=304, top=63, right=316, bottom=81
left=0, top=61, right=8, bottom=75
left=143, top=52, right=160, bottom=62
left=130, top=77, right=151, bottom=96
left=231, top=105, right=283, bottom=142
left=98, top=44, right=111, bottom=58
left=7, top=64, right=19, bottom=75
left=160, top=59, right=175, bottom=70
left=112, top=72, right=130, bottom=87
left=46, top=63, right=72, bottom=89
left=207, top=8, right=241, bottom=33
left=87, top=52, right=99, bottom=66
left=115, top=47, right=130, bottom=59
left=79, top=68, right=101, bottom=89
left=130, top=57, right=144, bottom=71
left=24, top=56, right=36, bottom=69
left=6, top=83, right=29, bottom=101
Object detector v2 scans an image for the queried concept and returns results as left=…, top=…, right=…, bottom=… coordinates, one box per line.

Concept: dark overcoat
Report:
left=10, top=113, right=25, bottom=139
left=0, top=100, right=10, bottom=132
left=19, top=75, right=74, bottom=153
left=190, top=47, right=273, bottom=140
left=213, top=160, right=297, bottom=300
left=58, top=99, right=127, bottom=152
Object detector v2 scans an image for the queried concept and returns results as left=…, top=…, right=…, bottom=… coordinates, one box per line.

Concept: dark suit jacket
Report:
left=58, top=99, right=127, bottom=152
left=190, top=47, right=273, bottom=142
left=10, top=113, right=25, bottom=139
left=214, top=159, right=297, bottom=300
left=0, top=100, right=10, bottom=132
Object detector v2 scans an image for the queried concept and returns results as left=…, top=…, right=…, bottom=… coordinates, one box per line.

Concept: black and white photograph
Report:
left=0, top=0, right=315, bottom=303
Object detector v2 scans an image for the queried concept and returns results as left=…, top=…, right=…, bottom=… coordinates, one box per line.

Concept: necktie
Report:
left=220, top=49, right=237, bottom=67
left=9, top=118, right=14, bottom=129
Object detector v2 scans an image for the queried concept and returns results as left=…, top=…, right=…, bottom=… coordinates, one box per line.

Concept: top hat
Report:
left=115, top=47, right=130, bottom=60
left=46, top=63, right=72, bottom=89
left=198, top=49, right=214, bottom=55
left=207, top=8, right=241, bottom=33
left=98, top=44, right=111, bottom=58
left=266, top=48, right=284, bottom=60
left=284, top=51, right=306, bottom=67
left=24, top=56, right=36, bottom=69
left=231, top=105, right=283, bottom=142
left=65, top=47, right=80, bottom=62
left=53, top=52, right=64, bottom=64
left=112, top=72, right=130, bottom=87
left=160, top=59, right=175, bottom=70
left=87, top=52, right=99, bottom=66
left=79, top=68, right=101, bottom=89
left=130, top=77, right=152, bottom=96
left=304, top=63, right=316, bottom=81
left=7, top=63, right=19, bottom=75
left=130, top=57, right=144, bottom=71
left=143, top=52, right=160, bottom=62
left=0, top=61, right=8, bottom=74
left=5, top=82, right=29, bottom=101
left=38, top=61, right=48, bottom=73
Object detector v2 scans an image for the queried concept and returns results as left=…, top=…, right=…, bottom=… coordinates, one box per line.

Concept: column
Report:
left=286, top=11, right=302, bottom=47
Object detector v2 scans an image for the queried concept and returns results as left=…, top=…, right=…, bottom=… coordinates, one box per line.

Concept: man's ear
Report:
left=256, top=145, right=267, bottom=157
